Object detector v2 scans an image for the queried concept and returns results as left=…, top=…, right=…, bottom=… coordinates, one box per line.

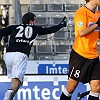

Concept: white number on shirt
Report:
left=15, top=26, right=33, bottom=39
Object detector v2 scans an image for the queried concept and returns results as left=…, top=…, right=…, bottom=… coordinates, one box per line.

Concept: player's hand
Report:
left=96, top=17, right=100, bottom=26
left=60, top=16, right=67, bottom=27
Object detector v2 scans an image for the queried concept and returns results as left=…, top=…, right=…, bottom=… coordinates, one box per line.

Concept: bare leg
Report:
left=10, top=78, right=22, bottom=93
left=66, top=78, right=79, bottom=93
left=3, top=78, right=22, bottom=100
left=88, top=80, right=100, bottom=100
left=60, top=78, right=79, bottom=100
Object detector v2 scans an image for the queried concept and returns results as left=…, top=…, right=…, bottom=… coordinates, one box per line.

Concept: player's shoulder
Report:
left=18, top=24, right=36, bottom=28
left=11, top=24, right=32, bottom=29
left=10, top=24, right=39, bottom=30
left=75, top=6, right=86, bottom=14
left=74, top=6, right=87, bottom=17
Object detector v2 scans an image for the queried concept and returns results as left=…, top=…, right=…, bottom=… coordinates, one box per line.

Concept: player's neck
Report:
left=85, top=4, right=96, bottom=13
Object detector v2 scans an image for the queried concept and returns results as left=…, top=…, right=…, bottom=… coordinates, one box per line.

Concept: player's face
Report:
left=33, top=17, right=37, bottom=25
left=95, top=0, right=100, bottom=6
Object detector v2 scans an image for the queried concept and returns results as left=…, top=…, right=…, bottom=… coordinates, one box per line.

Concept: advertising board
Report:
left=26, top=61, right=69, bottom=74
left=0, top=75, right=89, bottom=100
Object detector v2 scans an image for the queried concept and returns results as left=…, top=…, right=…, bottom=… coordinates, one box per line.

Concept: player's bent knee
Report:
left=90, top=80, right=100, bottom=93
left=66, top=78, right=79, bottom=93
left=16, top=71, right=24, bottom=82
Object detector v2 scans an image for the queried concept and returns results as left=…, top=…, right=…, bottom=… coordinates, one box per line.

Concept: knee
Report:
left=66, top=78, right=79, bottom=94
left=17, top=71, right=24, bottom=82
left=66, top=85, right=75, bottom=94
left=91, top=85, right=100, bottom=93
left=90, top=80, right=100, bottom=93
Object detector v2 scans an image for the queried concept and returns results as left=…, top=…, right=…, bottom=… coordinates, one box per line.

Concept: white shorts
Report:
left=3, top=52, right=28, bottom=82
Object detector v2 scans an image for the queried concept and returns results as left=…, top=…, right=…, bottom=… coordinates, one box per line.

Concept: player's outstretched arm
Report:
left=37, top=16, right=67, bottom=35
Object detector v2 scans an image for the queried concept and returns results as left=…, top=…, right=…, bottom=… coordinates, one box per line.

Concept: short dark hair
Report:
left=85, top=0, right=90, bottom=3
left=22, top=12, right=36, bottom=24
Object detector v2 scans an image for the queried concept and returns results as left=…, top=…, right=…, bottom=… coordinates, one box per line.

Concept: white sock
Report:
left=99, top=95, right=100, bottom=100
left=63, top=88, right=72, bottom=97
left=3, top=89, right=15, bottom=100
left=89, top=91, right=99, bottom=97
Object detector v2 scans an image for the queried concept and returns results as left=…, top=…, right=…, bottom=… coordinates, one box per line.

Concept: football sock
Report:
left=88, top=91, right=99, bottom=100
left=3, top=89, right=15, bottom=100
left=60, top=88, right=72, bottom=100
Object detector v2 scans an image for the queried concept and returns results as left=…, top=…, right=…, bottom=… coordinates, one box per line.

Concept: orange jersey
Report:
left=72, top=6, right=100, bottom=59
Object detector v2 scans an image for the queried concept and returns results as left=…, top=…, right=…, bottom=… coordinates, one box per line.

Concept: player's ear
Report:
left=29, top=20, right=33, bottom=24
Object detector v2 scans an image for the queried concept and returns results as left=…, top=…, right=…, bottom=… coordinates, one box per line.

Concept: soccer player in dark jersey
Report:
left=60, top=0, right=100, bottom=100
left=1, top=12, right=67, bottom=100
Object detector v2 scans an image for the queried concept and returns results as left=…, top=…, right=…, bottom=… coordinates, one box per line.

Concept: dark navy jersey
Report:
left=0, top=24, right=62, bottom=56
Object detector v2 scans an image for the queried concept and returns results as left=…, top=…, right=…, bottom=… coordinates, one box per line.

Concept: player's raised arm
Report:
left=37, top=16, right=67, bottom=35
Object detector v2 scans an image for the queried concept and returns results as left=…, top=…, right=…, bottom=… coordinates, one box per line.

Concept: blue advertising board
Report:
left=38, top=64, right=69, bottom=74
left=0, top=75, right=89, bottom=100
left=26, top=61, right=69, bottom=74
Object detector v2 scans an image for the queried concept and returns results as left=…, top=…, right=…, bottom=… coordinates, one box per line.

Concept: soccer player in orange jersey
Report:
left=60, top=0, right=100, bottom=100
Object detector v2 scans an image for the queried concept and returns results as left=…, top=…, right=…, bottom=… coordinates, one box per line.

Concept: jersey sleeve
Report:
left=74, top=9, right=87, bottom=35
left=36, top=24, right=62, bottom=35
left=0, top=25, right=14, bottom=40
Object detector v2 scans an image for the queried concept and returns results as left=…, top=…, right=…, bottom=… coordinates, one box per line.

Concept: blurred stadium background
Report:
left=0, top=0, right=99, bottom=100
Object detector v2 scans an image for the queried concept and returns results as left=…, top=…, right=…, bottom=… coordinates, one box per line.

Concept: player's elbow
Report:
left=78, top=31, right=84, bottom=37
